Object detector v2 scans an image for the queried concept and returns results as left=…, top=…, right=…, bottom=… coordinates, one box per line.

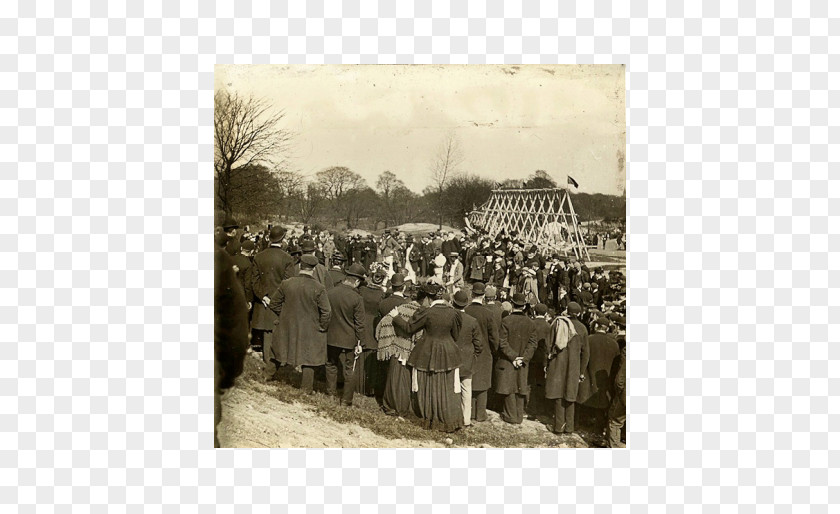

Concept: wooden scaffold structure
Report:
left=466, top=187, right=591, bottom=261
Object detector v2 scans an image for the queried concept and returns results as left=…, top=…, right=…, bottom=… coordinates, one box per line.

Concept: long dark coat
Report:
left=215, top=248, right=249, bottom=391
left=529, top=316, right=552, bottom=388
left=250, top=246, right=297, bottom=331
left=454, top=310, right=482, bottom=377
left=484, top=301, right=504, bottom=340
left=359, top=285, right=385, bottom=350
left=328, top=267, right=347, bottom=288
left=215, top=248, right=249, bottom=446
left=494, top=312, right=538, bottom=395
left=267, top=273, right=331, bottom=367
left=545, top=318, right=590, bottom=401
left=577, top=332, right=619, bottom=409
left=230, top=254, right=252, bottom=290
left=608, top=346, right=626, bottom=419
left=326, top=283, right=366, bottom=349
left=464, top=302, right=498, bottom=391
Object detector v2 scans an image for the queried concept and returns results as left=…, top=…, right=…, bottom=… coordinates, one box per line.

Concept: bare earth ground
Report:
left=218, top=353, right=605, bottom=448
left=218, top=378, right=444, bottom=448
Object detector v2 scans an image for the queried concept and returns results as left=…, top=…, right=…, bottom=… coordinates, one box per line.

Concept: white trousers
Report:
left=460, top=376, right=473, bottom=426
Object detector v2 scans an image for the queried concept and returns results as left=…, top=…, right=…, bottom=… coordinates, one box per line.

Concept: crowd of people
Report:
left=214, top=217, right=627, bottom=447
left=584, top=230, right=626, bottom=250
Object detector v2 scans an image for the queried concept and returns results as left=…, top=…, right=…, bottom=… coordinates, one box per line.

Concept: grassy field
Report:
left=235, top=352, right=608, bottom=448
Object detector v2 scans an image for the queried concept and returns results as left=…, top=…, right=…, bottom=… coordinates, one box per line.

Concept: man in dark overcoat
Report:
left=577, top=316, right=620, bottom=434
left=545, top=302, right=590, bottom=434
left=214, top=245, right=249, bottom=447
left=328, top=251, right=347, bottom=288
left=230, top=239, right=255, bottom=306
left=325, top=264, right=367, bottom=406
left=378, top=274, right=409, bottom=316
left=494, top=293, right=538, bottom=424
left=267, top=254, right=331, bottom=393
left=452, top=290, right=482, bottom=427
left=222, top=217, right=241, bottom=257
left=351, top=235, right=363, bottom=265
left=421, top=235, right=434, bottom=278
left=300, top=238, right=330, bottom=289
left=608, top=345, right=626, bottom=447
left=464, top=282, right=498, bottom=423
left=527, top=303, right=552, bottom=417
left=250, top=226, right=297, bottom=374
left=481, top=284, right=505, bottom=413
left=483, top=286, right=504, bottom=334
left=359, top=270, right=386, bottom=399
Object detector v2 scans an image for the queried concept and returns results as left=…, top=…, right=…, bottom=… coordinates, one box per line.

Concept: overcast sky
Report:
left=215, top=65, right=626, bottom=196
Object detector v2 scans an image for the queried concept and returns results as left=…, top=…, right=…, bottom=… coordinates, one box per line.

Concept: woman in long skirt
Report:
left=390, top=283, right=464, bottom=432
left=376, top=293, right=424, bottom=417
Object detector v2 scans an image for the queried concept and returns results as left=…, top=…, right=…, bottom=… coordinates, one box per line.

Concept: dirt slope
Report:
left=218, top=382, right=445, bottom=448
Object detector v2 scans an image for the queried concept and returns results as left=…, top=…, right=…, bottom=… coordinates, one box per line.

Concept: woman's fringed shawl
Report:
left=376, top=301, right=424, bottom=363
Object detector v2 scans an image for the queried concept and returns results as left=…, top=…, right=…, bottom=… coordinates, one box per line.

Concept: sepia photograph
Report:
left=214, top=65, right=626, bottom=448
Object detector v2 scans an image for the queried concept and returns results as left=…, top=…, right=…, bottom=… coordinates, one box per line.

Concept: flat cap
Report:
left=300, top=254, right=318, bottom=267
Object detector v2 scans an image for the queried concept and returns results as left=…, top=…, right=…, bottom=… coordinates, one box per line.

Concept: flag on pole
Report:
left=567, top=176, right=579, bottom=189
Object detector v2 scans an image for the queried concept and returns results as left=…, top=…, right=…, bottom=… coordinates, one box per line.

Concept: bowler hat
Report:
left=241, top=240, right=255, bottom=251
left=331, top=251, right=346, bottom=262
left=269, top=226, right=286, bottom=243
left=511, top=293, right=527, bottom=307
left=596, top=316, right=611, bottom=327
left=535, top=303, right=548, bottom=315
left=471, top=282, right=486, bottom=295
left=287, top=244, right=301, bottom=256
left=300, top=239, right=316, bottom=252
left=567, top=302, right=582, bottom=314
left=391, top=273, right=405, bottom=287
left=345, top=263, right=367, bottom=279
left=452, top=290, right=469, bottom=308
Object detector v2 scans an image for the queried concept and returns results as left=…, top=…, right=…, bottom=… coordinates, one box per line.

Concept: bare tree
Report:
left=315, top=166, right=367, bottom=228
left=214, top=90, right=292, bottom=215
left=429, top=133, right=463, bottom=228
left=376, top=170, right=406, bottom=227
left=296, top=183, right=324, bottom=225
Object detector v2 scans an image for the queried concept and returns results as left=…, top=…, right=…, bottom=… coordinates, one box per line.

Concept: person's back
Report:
left=214, top=248, right=250, bottom=447
left=359, top=285, right=385, bottom=349
left=499, top=311, right=537, bottom=358
left=270, top=274, right=331, bottom=369
left=326, top=283, right=365, bottom=350
left=580, top=330, right=619, bottom=410
left=454, top=311, right=480, bottom=377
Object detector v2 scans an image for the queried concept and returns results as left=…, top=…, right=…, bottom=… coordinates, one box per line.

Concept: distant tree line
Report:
left=214, top=90, right=625, bottom=231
